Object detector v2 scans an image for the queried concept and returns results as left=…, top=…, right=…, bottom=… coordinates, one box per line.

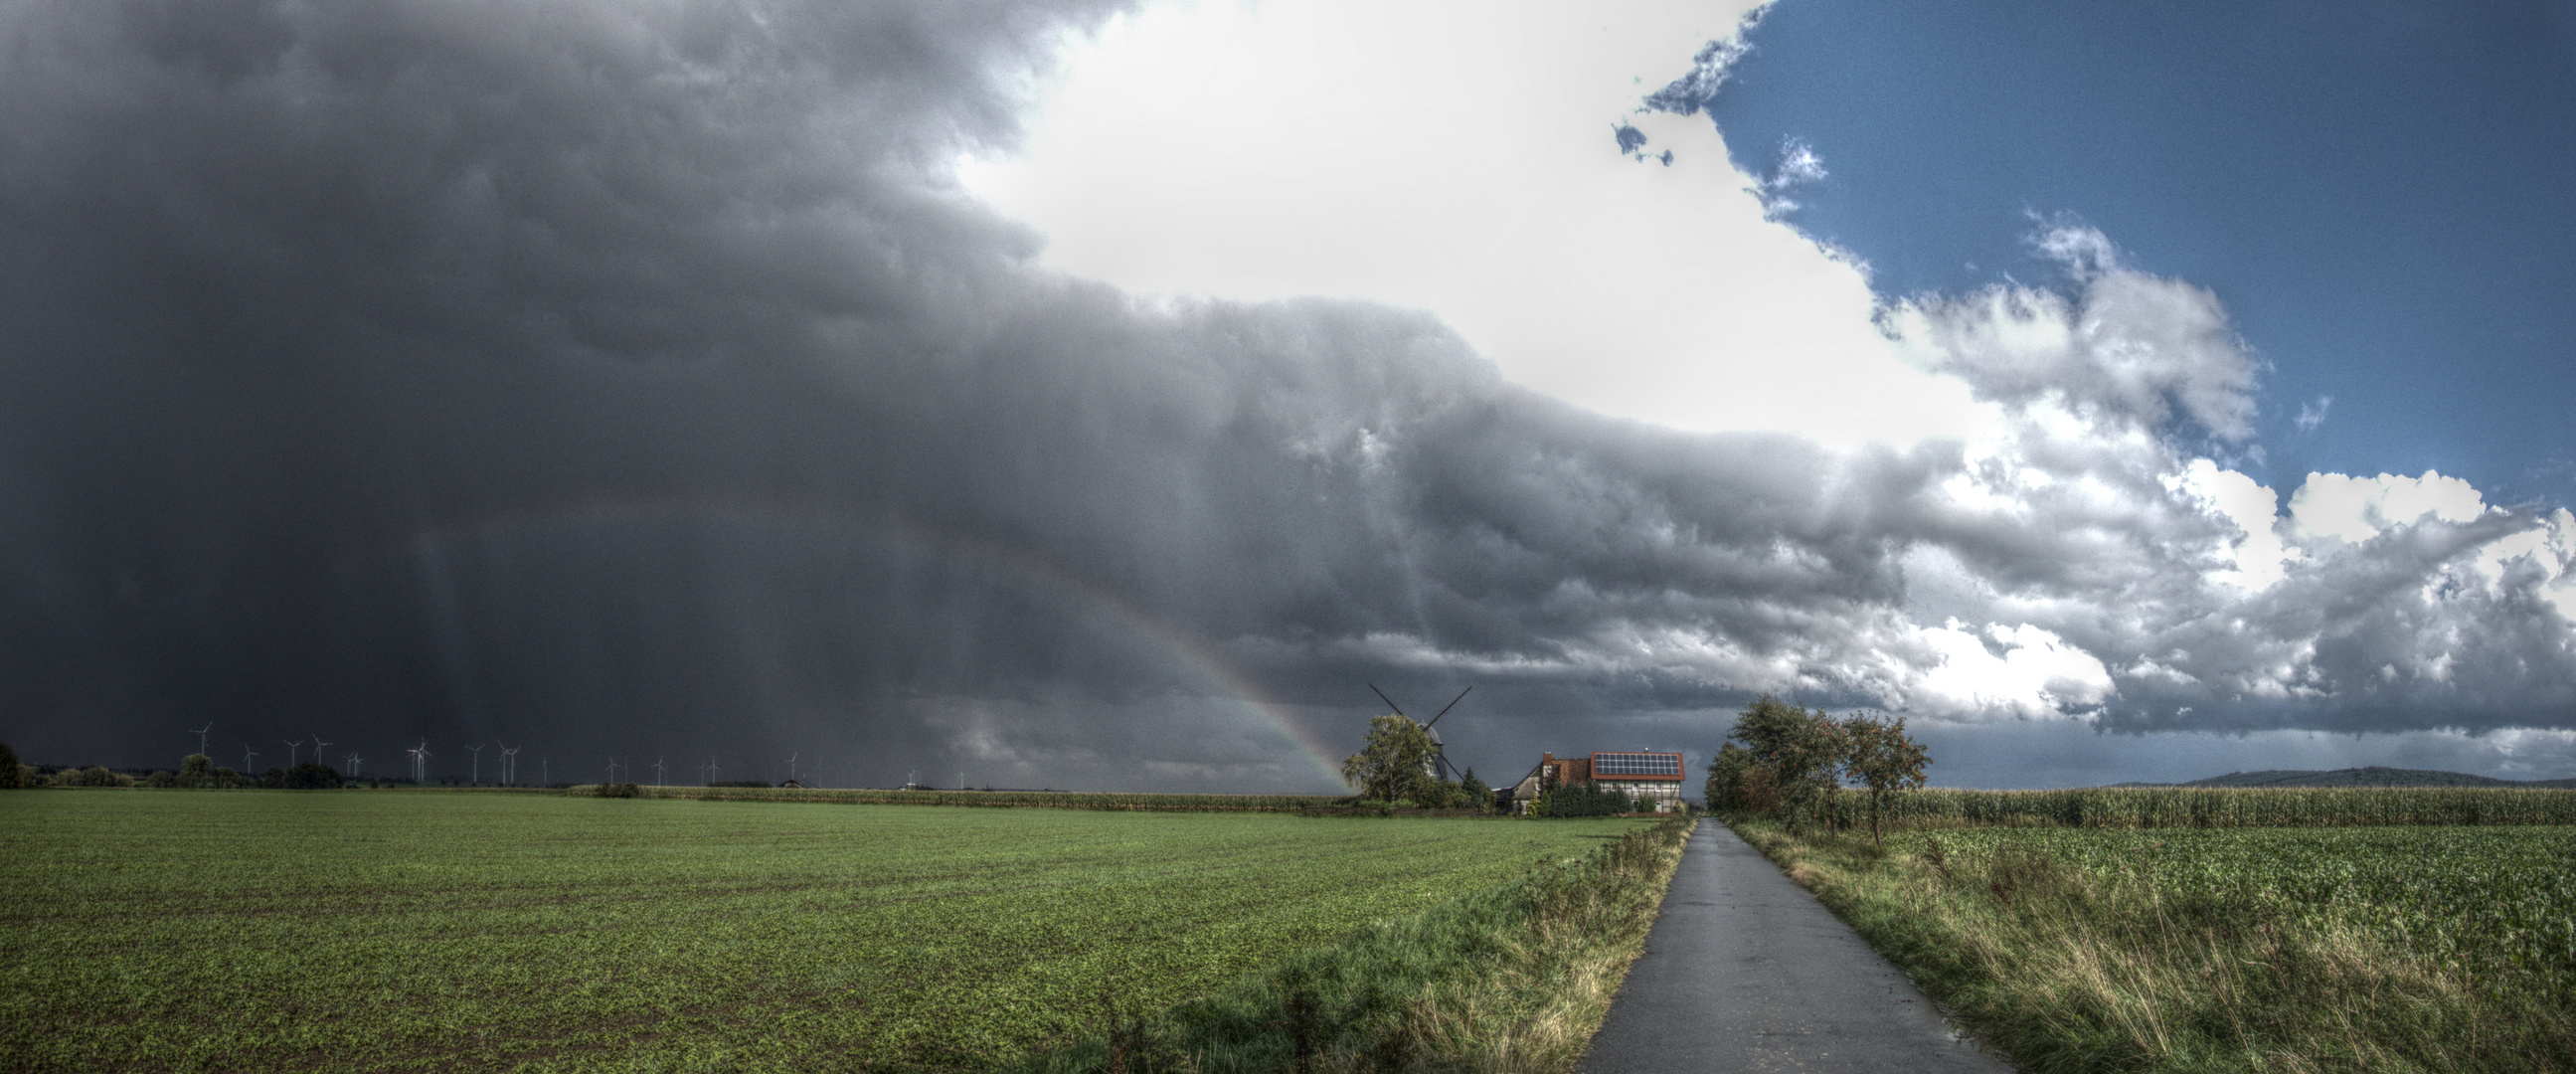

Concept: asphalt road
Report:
left=1577, top=820, right=2016, bottom=1073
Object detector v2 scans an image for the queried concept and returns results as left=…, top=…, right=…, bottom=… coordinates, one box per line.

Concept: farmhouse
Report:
left=1506, top=751, right=1686, bottom=813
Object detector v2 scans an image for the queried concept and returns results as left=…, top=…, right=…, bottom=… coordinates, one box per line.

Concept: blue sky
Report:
left=1703, top=0, right=2576, bottom=510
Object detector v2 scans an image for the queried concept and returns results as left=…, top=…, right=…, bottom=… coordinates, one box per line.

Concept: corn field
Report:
left=1811, top=786, right=2576, bottom=830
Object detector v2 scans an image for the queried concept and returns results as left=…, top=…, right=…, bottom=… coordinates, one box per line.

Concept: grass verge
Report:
left=1729, top=817, right=2576, bottom=1073
left=1006, top=814, right=1697, bottom=1074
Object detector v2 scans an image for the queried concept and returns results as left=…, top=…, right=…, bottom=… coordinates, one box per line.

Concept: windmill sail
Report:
left=1366, top=684, right=1471, bottom=783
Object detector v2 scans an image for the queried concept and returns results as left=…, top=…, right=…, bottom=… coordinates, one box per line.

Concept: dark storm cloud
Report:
left=0, top=0, right=1965, bottom=786
left=2, top=0, right=2568, bottom=789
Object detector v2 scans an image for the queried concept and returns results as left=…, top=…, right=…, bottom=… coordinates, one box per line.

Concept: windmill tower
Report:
left=466, top=744, right=485, bottom=785
left=498, top=744, right=518, bottom=786
left=1369, top=684, right=1472, bottom=782
left=310, top=735, right=331, bottom=770
left=188, top=723, right=213, bottom=757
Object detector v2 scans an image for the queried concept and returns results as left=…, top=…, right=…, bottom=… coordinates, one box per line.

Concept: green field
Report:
left=1894, top=825, right=2576, bottom=987
left=0, top=792, right=1650, bottom=1073
left=589, top=786, right=1350, bottom=811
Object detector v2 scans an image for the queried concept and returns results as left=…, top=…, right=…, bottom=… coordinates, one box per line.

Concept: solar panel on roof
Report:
left=1590, top=752, right=1681, bottom=776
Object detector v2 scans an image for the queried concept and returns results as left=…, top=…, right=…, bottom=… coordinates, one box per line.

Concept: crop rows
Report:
left=0, top=791, right=1641, bottom=1073
left=596, top=785, right=1347, bottom=811
left=1814, top=786, right=2576, bottom=829
left=1887, top=825, right=2576, bottom=986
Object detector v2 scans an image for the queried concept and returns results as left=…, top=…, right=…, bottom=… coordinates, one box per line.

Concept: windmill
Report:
left=310, top=735, right=331, bottom=771
left=344, top=752, right=362, bottom=779
left=498, top=744, right=519, bottom=787
left=652, top=758, right=665, bottom=787
left=188, top=723, right=213, bottom=756
left=1368, top=684, right=1472, bottom=782
left=407, top=740, right=431, bottom=783
left=242, top=746, right=259, bottom=773
left=466, top=744, right=485, bottom=785
left=282, top=737, right=305, bottom=768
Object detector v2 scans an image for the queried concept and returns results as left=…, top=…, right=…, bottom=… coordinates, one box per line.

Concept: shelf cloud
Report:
left=2, top=0, right=2568, bottom=789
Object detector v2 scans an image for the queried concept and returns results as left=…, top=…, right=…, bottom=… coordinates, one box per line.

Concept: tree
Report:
left=1458, top=768, right=1491, bottom=814
left=1726, top=695, right=1847, bottom=830
left=1341, top=714, right=1436, bottom=804
left=0, top=741, right=18, bottom=789
left=176, top=753, right=215, bottom=789
left=1840, top=712, right=1930, bottom=844
left=284, top=762, right=343, bottom=790
left=1704, top=743, right=1768, bottom=812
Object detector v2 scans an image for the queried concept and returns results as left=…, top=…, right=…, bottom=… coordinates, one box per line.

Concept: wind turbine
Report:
left=408, top=740, right=431, bottom=782
left=188, top=723, right=213, bottom=756
left=498, top=744, right=518, bottom=786
left=282, top=737, right=305, bottom=768
left=787, top=752, right=799, bottom=785
left=466, top=744, right=485, bottom=786
left=651, top=758, right=665, bottom=787
left=708, top=755, right=720, bottom=784
left=242, top=746, right=258, bottom=773
left=344, top=752, right=362, bottom=779
left=310, top=735, right=331, bottom=770
left=541, top=755, right=550, bottom=786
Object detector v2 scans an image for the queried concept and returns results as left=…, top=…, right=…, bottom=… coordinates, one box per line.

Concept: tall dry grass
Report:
left=1808, top=786, right=2576, bottom=830
left=1734, top=819, right=2576, bottom=1073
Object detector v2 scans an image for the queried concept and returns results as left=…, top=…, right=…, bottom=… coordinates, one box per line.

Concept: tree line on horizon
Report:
left=0, top=740, right=442, bottom=791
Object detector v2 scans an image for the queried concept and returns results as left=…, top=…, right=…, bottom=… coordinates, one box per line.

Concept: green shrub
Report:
left=597, top=782, right=642, bottom=799
left=0, top=741, right=18, bottom=788
left=282, top=763, right=342, bottom=790
left=51, top=766, right=130, bottom=788
left=1531, top=782, right=1631, bottom=817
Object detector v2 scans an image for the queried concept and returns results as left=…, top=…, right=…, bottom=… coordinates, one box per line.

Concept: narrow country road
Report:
left=1578, top=820, right=2015, bottom=1073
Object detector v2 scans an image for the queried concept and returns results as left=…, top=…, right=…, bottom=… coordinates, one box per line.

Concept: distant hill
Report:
left=2106, top=766, right=2576, bottom=790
